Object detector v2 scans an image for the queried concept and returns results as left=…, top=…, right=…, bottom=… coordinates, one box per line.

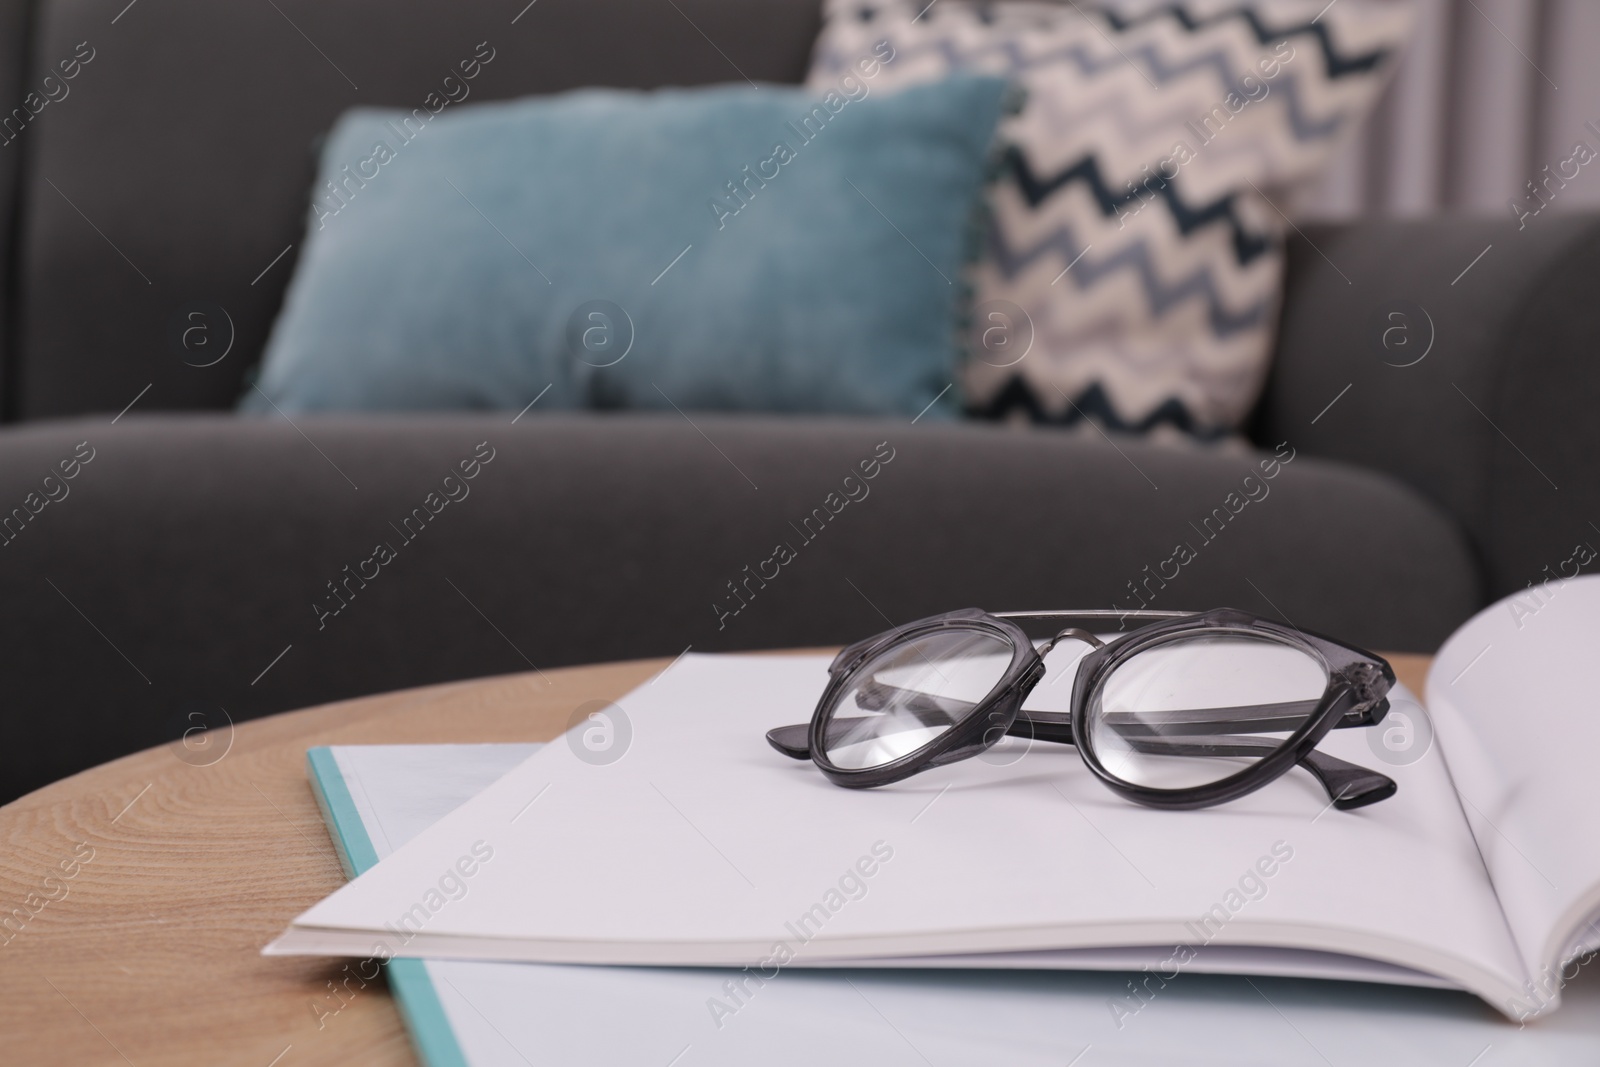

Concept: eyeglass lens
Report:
left=1086, top=633, right=1329, bottom=791
left=821, top=626, right=1013, bottom=770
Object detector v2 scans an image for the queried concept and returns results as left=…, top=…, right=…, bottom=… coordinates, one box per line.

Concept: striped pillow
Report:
left=809, top=0, right=1412, bottom=436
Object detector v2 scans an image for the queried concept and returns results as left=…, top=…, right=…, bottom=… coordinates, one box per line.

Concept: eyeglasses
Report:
left=766, top=608, right=1398, bottom=811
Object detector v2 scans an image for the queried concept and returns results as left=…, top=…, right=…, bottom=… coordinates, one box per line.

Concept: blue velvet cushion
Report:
left=243, top=75, right=1009, bottom=417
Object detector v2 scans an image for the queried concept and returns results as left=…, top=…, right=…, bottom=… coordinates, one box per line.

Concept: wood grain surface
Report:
left=0, top=651, right=1434, bottom=1066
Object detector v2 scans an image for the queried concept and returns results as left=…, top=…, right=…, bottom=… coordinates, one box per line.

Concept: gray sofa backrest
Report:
left=6, top=0, right=1598, bottom=612
left=0, top=0, right=823, bottom=420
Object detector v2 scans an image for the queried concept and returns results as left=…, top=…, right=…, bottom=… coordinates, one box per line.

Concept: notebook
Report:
left=309, top=742, right=1600, bottom=1065
left=276, top=577, right=1600, bottom=1022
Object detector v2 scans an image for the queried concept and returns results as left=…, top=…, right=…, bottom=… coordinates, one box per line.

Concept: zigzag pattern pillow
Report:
left=809, top=0, right=1412, bottom=435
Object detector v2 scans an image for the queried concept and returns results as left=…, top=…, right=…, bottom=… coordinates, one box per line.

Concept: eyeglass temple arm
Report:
left=766, top=718, right=1394, bottom=810
left=775, top=680, right=1356, bottom=746
left=1015, top=693, right=1396, bottom=808
left=854, top=678, right=1356, bottom=736
left=763, top=690, right=990, bottom=760
left=1114, top=733, right=1396, bottom=810
left=763, top=690, right=979, bottom=759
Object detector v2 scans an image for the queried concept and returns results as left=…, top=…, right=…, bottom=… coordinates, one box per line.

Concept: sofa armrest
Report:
left=1254, top=213, right=1600, bottom=600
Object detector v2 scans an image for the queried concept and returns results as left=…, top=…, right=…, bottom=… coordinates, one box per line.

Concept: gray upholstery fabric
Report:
left=0, top=0, right=34, bottom=417
left=0, top=414, right=1477, bottom=801
left=1255, top=215, right=1600, bottom=599
left=1, top=0, right=1585, bottom=809
left=12, top=0, right=822, bottom=418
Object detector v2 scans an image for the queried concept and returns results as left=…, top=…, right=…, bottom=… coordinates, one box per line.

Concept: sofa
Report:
left=1, top=0, right=1596, bottom=803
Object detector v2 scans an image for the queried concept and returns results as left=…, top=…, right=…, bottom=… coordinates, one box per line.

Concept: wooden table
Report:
left=0, top=651, right=1433, bottom=1067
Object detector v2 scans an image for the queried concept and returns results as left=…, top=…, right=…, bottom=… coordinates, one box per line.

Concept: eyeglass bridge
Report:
left=1037, top=627, right=1105, bottom=657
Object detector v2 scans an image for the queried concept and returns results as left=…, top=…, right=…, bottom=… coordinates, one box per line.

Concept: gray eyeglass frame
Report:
left=766, top=607, right=1398, bottom=811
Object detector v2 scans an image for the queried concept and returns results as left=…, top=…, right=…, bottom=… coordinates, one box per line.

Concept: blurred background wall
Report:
left=1297, top=0, right=1600, bottom=218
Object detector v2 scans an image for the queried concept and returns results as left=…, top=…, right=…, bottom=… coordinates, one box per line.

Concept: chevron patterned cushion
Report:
left=809, top=0, right=1412, bottom=435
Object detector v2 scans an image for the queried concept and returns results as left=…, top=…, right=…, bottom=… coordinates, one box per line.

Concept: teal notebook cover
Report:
left=307, top=746, right=486, bottom=1067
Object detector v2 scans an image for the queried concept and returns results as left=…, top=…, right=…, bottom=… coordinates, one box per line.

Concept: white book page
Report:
left=322, top=743, right=1600, bottom=1066
left=329, top=746, right=1444, bottom=987
left=273, top=653, right=1528, bottom=1009
left=1426, top=574, right=1600, bottom=1013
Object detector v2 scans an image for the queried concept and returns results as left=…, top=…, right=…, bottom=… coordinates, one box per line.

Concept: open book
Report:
left=267, top=578, right=1600, bottom=1020
left=308, top=744, right=1595, bottom=1065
